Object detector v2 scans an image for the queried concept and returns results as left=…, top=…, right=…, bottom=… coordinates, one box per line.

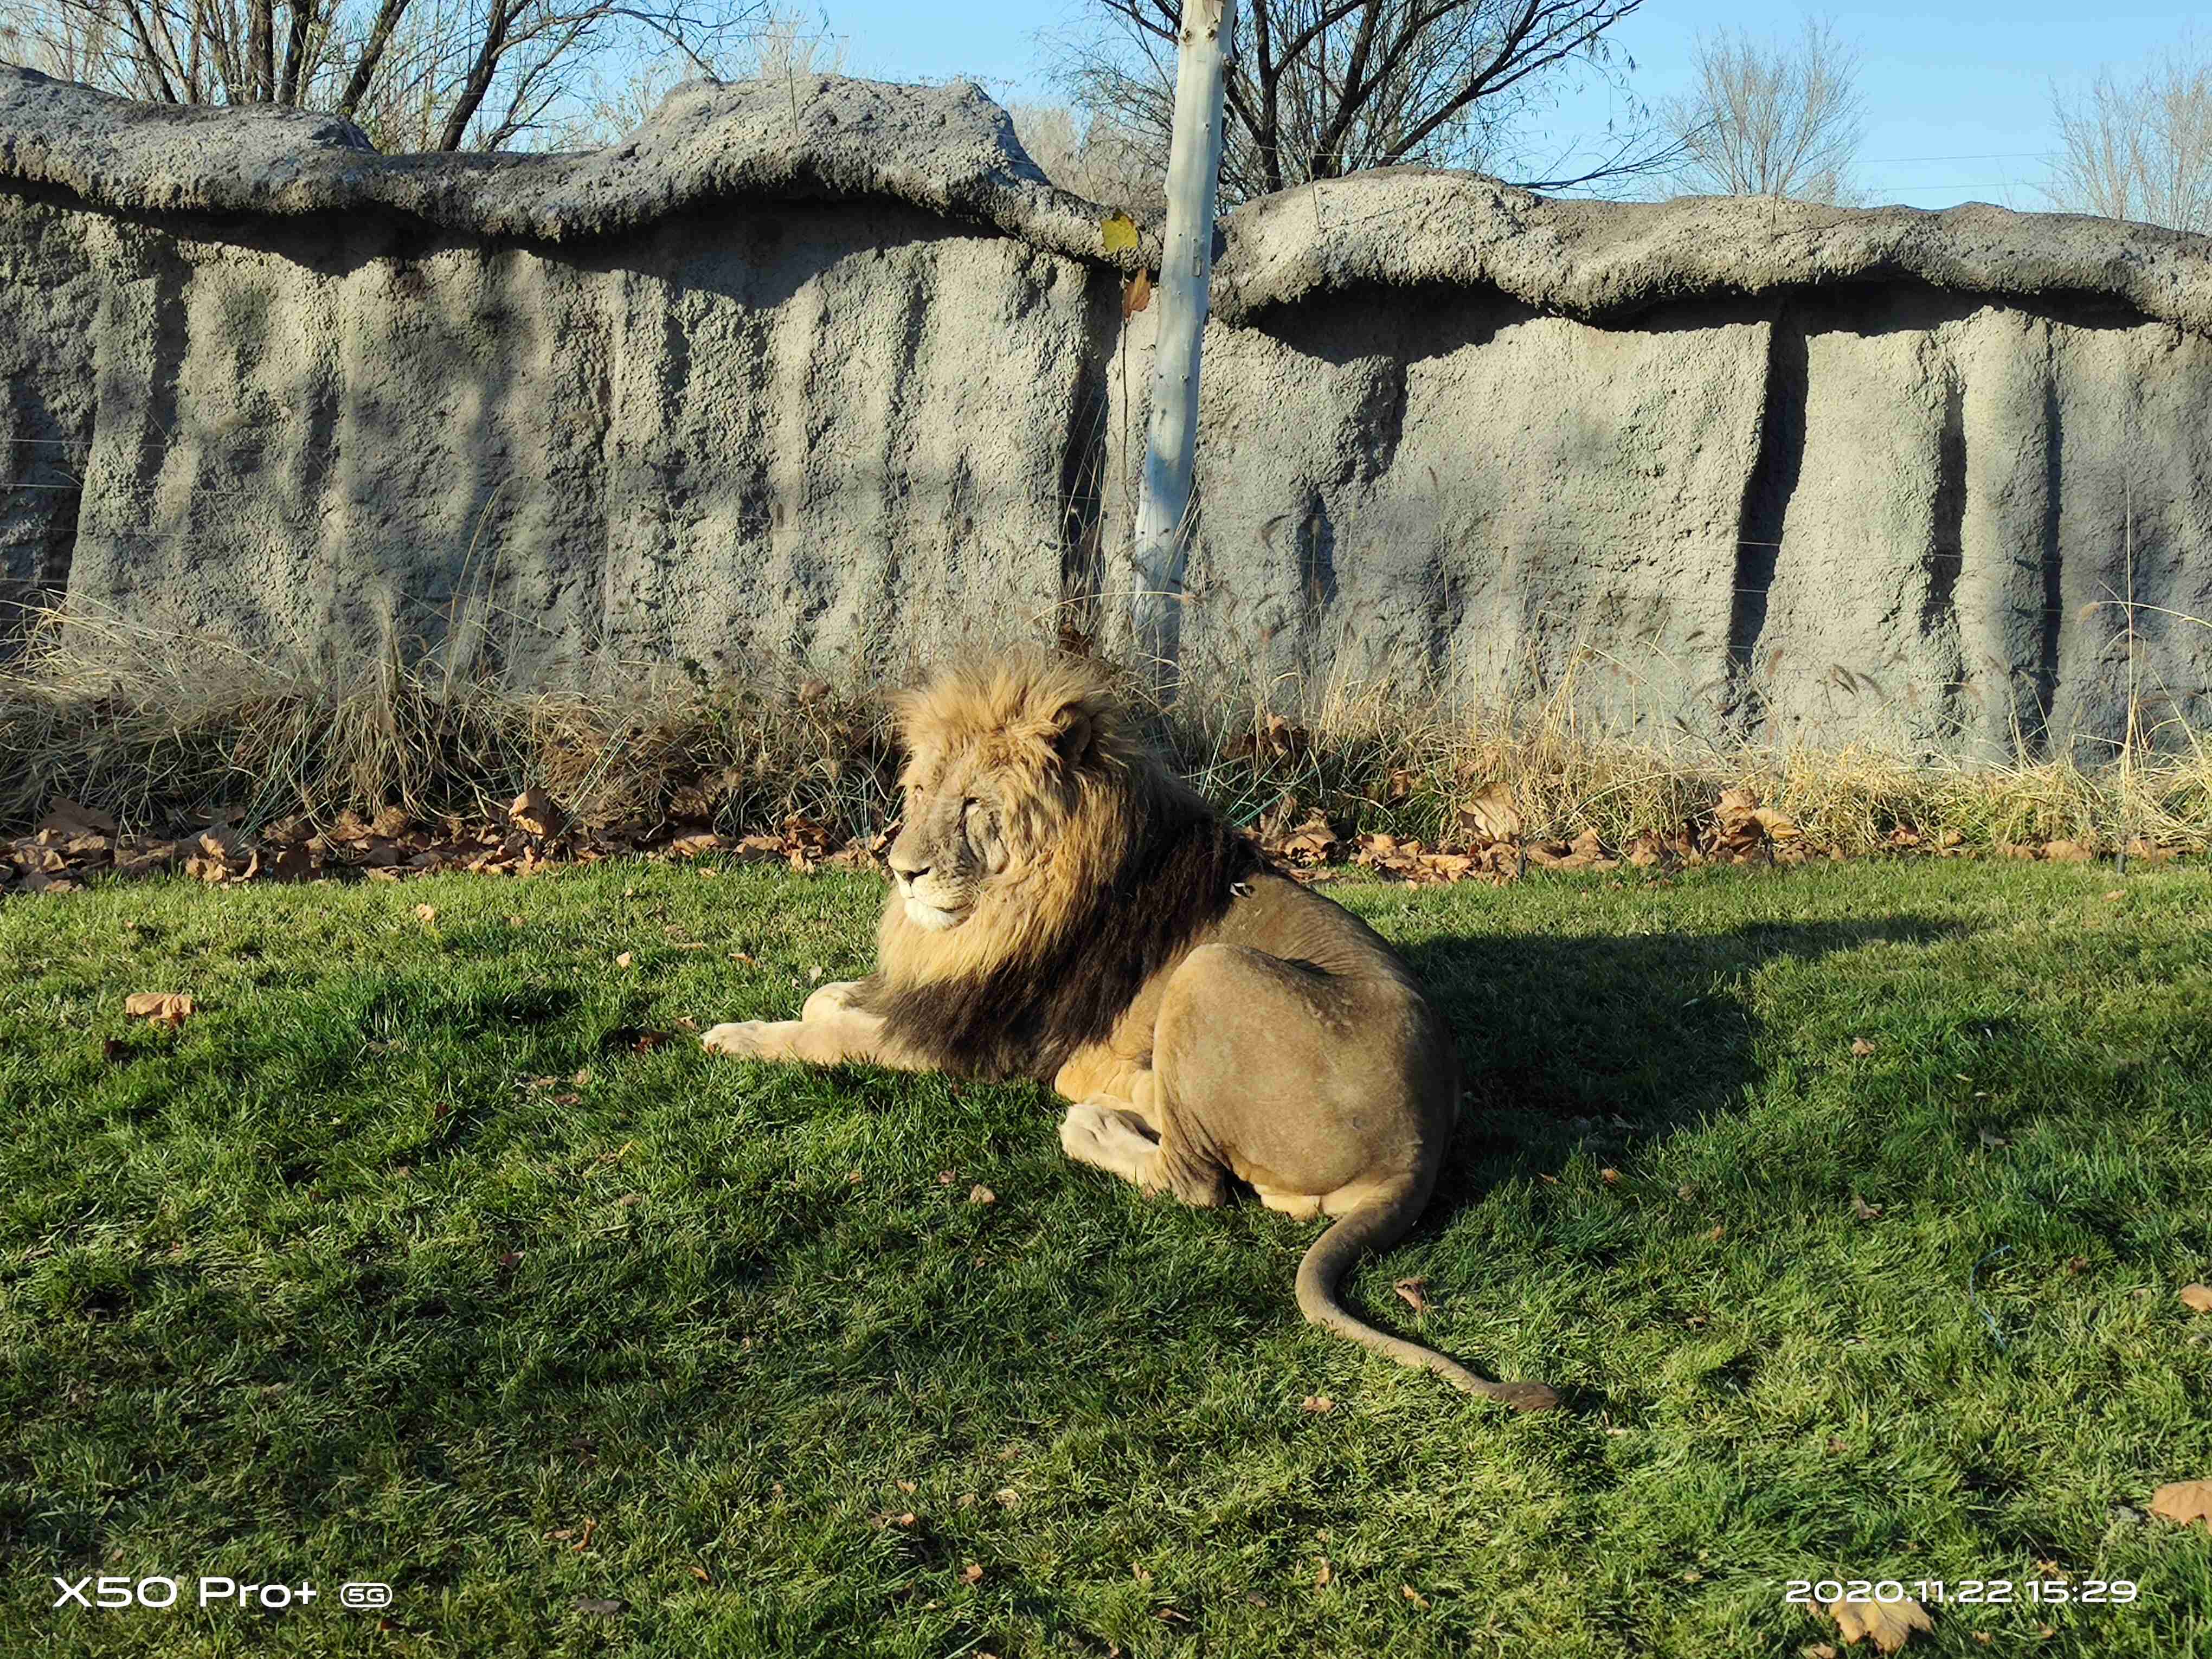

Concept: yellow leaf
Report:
left=1100, top=210, right=1139, bottom=253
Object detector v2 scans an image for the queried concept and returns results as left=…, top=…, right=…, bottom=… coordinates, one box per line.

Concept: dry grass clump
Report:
left=1161, top=654, right=2212, bottom=861
left=3, top=601, right=2208, bottom=864
left=0, top=603, right=899, bottom=844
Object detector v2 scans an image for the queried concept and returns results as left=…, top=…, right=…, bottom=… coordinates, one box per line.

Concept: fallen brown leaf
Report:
left=1300, top=1395, right=1334, bottom=1413
left=2179, top=1284, right=2212, bottom=1314
left=1754, top=805, right=1802, bottom=843
left=968, top=1184, right=996, bottom=1205
left=2152, top=1480, right=2212, bottom=1529
left=1393, top=1277, right=1430, bottom=1314
left=1458, top=782, right=1523, bottom=845
left=509, top=787, right=563, bottom=838
left=1850, top=1037, right=1876, bottom=1057
left=1401, top=1585, right=1430, bottom=1609
left=1851, top=1195, right=1882, bottom=1221
left=124, top=991, right=196, bottom=1028
left=37, top=799, right=117, bottom=837
left=961, top=1562, right=983, bottom=1585
left=1823, top=1590, right=1934, bottom=1651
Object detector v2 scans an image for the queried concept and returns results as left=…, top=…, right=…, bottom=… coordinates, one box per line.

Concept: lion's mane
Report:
left=859, top=653, right=1263, bottom=1082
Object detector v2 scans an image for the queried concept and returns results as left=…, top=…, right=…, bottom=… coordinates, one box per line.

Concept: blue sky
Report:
left=803, top=1, right=2206, bottom=208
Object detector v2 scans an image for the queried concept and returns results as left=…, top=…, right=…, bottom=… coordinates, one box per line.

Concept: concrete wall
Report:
left=5, top=64, right=2211, bottom=756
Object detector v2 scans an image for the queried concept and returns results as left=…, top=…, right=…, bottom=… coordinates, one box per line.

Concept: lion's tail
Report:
left=1294, top=1178, right=1559, bottom=1411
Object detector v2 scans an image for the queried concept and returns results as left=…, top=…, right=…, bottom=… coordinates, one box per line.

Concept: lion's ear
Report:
left=1050, top=705, right=1095, bottom=769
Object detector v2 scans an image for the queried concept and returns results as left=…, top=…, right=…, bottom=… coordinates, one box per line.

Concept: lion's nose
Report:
left=891, top=860, right=929, bottom=886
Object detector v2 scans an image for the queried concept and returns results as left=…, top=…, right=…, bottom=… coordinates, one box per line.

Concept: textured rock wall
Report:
left=5, top=64, right=2212, bottom=755
left=1101, top=284, right=2212, bottom=757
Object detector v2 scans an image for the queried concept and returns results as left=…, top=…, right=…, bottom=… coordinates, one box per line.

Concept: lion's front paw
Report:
left=1059, top=1099, right=1159, bottom=1180
left=702, top=1020, right=780, bottom=1059
left=1058, top=1101, right=1107, bottom=1162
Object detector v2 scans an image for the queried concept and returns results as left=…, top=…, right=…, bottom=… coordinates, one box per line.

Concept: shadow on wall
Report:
left=20, top=190, right=1095, bottom=697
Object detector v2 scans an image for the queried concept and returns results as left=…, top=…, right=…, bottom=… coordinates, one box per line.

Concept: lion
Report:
left=702, top=651, right=1558, bottom=1409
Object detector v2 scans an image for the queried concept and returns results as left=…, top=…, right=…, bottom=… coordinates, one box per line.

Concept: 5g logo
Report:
left=339, top=1583, right=394, bottom=1610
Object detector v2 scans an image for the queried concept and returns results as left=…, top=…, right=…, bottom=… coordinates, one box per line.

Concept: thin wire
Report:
left=1858, top=150, right=2056, bottom=163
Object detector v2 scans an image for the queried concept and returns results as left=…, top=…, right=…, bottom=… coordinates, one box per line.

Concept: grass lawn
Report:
left=3, top=856, right=2211, bottom=1657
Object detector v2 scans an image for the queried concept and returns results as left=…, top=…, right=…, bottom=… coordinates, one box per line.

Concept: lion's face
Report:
left=885, top=759, right=1015, bottom=932
left=874, top=654, right=1129, bottom=969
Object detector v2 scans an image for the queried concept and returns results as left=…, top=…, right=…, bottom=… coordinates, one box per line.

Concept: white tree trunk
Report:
left=1129, top=0, right=1235, bottom=696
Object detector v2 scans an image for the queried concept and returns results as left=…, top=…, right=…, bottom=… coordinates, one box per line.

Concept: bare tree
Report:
left=1662, top=16, right=1864, bottom=204
left=1007, top=101, right=1167, bottom=214
left=1050, top=0, right=1669, bottom=206
left=2045, top=36, right=2212, bottom=234
left=0, top=0, right=762, bottom=151
left=544, top=5, right=842, bottom=149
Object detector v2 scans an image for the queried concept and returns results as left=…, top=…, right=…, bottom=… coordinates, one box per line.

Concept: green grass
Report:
left=2, top=858, right=2210, bottom=1657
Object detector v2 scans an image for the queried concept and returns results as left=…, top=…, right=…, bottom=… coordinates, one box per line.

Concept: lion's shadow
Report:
left=1400, top=914, right=1970, bottom=1225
